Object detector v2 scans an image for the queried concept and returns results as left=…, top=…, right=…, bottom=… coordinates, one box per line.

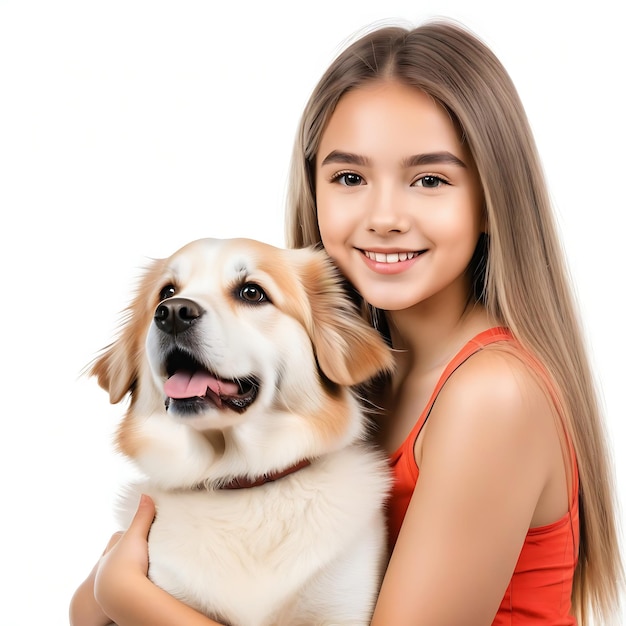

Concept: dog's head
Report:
left=90, top=238, right=393, bottom=486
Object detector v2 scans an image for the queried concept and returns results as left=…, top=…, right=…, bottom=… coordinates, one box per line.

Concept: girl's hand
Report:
left=69, top=495, right=155, bottom=626
left=92, top=494, right=156, bottom=618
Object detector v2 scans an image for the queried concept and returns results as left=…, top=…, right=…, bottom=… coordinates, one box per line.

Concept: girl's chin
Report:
left=355, top=288, right=423, bottom=312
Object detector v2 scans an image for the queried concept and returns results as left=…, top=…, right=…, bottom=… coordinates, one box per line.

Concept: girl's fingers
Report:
left=125, top=494, right=156, bottom=539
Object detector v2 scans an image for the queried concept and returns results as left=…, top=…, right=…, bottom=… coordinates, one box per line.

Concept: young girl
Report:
left=70, top=19, right=623, bottom=626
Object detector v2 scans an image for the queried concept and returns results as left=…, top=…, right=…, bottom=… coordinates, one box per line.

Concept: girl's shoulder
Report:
left=433, top=342, right=556, bottom=436
left=420, top=342, right=561, bottom=478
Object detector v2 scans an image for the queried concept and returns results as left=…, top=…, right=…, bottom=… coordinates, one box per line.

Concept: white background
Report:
left=0, top=1, right=623, bottom=623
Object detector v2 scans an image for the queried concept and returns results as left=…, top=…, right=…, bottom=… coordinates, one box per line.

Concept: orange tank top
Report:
left=387, top=327, right=580, bottom=625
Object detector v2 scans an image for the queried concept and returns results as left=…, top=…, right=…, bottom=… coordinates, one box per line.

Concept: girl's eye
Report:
left=159, top=284, right=176, bottom=301
left=333, top=172, right=364, bottom=187
left=238, top=283, right=269, bottom=304
left=414, top=174, right=449, bottom=189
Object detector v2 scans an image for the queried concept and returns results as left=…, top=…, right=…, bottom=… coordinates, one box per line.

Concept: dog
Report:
left=90, top=237, right=394, bottom=626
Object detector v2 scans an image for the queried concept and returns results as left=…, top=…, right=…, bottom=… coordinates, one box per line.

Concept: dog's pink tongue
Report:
left=164, top=371, right=238, bottom=399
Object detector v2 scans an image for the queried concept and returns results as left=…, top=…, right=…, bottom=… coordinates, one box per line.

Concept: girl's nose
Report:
left=366, top=186, right=410, bottom=235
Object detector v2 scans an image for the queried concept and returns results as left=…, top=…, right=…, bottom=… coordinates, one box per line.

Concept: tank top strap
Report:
left=393, top=326, right=513, bottom=461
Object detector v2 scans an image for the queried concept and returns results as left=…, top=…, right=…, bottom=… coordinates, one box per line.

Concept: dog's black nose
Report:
left=154, top=298, right=204, bottom=335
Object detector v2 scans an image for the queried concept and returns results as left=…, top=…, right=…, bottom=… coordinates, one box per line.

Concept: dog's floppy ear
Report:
left=87, top=258, right=166, bottom=404
left=89, top=334, right=137, bottom=404
left=300, top=250, right=394, bottom=386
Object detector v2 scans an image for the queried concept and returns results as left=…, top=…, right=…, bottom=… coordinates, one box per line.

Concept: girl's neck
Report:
left=386, top=298, right=495, bottom=379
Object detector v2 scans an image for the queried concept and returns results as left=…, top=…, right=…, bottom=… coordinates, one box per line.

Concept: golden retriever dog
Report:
left=91, top=237, right=393, bottom=626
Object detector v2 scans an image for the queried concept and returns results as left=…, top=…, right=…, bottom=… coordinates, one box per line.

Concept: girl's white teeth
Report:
left=364, top=250, right=418, bottom=263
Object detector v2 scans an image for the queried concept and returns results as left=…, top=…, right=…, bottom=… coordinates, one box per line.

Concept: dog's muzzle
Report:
left=154, top=297, right=260, bottom=415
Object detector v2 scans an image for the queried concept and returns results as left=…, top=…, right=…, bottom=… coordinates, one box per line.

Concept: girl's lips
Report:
left=359, top=248, right=426, bottom=274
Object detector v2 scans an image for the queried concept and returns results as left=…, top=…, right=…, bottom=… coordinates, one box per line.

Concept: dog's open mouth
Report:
left=163, top=349, right=259, bottom=414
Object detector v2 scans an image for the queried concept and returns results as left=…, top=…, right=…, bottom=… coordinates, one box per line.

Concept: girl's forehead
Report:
left=319, top=80, right=467, bottom=163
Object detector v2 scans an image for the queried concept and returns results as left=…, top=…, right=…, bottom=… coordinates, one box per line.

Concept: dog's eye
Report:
left=238, top=283, right=269, bottom=304
left=159, top=284, right=176, bottom=302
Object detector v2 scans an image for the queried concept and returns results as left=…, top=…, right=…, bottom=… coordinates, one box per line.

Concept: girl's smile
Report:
left=359, top=248, right=425, bottom=275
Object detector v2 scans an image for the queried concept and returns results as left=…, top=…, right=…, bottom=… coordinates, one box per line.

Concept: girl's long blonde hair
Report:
left=285, top=20, right=623, bottom=624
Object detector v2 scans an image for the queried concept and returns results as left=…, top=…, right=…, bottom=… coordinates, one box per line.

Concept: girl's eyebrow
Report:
left=320, top=150, right=467, bottom=168
left=403, top=151, right=467, bottom=168
left=320, top=150, right=369, bottom=166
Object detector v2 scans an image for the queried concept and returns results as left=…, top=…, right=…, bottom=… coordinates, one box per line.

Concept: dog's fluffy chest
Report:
left=117, top=446, right=390, bottom=626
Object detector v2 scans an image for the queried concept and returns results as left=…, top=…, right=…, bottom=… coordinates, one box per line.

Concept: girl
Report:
left=70, top=19, right=623, bottom=626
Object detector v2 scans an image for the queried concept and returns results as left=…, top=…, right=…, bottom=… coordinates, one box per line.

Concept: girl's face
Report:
left=315, top=80, right=484, bottom=312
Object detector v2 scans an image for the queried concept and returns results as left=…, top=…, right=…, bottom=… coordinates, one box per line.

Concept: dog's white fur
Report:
left=92, top=237, right=393, bottom=626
